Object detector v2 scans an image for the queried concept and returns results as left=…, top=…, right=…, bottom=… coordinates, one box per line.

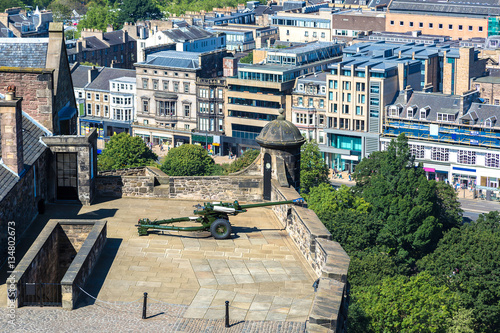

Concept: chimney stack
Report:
left=0, top=86, right=24, bottom=176
left=88, top=66, right=99, bottom=83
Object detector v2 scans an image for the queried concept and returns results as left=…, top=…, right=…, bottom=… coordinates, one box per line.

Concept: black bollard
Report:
left=142, top=292, right=148, bottom=319
left=225, top=300, right=230, bottom=328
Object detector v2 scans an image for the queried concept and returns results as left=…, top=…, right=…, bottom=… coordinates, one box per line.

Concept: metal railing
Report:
left=21, top=282, right=62, bottom=307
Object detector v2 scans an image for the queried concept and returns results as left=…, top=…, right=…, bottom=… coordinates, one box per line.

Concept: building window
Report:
left=484, top=98, right=490, bottom=104
left=313, top=32, right=317, bottom=38
left=173, top=82, right=179, bottom=92
left=218, top=103, right=223, bottom=114
left=399, top=21, right=404, bottom=26
left=479, top=26, right=483, bottom=32
left=308, top=98, right=313, bottom=107
left=321, top=32, right=325, bottom=38
left=429, top=23, right=433, bottom=28
left=78, top=92, right=82, bottom=98
left=218, top=89, right=223, bottom=99
left=184, top=83, right=190, bottom=93
left=95, top=94, right=100, bottom=101
left=438, top=23, right=443, bottom=29
left=142, top=79, right=148, bottom=89
left=495, top=99, right=499, bottom=105
left=163, top=81, right=169, bottom=90
left=469, top=26, right=473, bottom=31
left=409, top=22, right=414, bottom=27
left=157, top=101, right=176, bottom=116
left=184, top=104, right=190, bottom=117
left=143, top=100, right=149, bottom=112
left=409, top=144, right=424, bottom=159
left=305, top=31, right=309, bottom=37
left=419, top=22, right=423, bottom=28
left=286, top=30, right=289, bottom=35
left=153, top=80, right=158, bottom=90
left=298, top=97, right=303, bottom=106
left=485, top=153, right=500, bottom=168
left=96, top=104, right=100, bottom=116
left=457, top=150, right=476, bottom=165
left=431, top=147, right=449, bottom=161
left=407, top=107, right=415, bottom=118
left=342, top=105, right=349, bottom=114
left=449, top=24, right=453, bottom=30
left=390, top=20, right=394, bottom=25
left=437, top=113, right=455, bottom=122
left=104, top=105, right=109, bottom=117
left=319, top=99, right=324, bottom=108
left=104, top=95, right=108, bottom=102
left=459, top=25, right=463, bottom=31
left=87, top=93, right=91, bottom=99
left=356, top=106, right=363, bottom=115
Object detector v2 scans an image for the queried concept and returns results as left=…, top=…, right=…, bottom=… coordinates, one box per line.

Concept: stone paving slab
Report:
left=0, top=197, right=316, bottom=328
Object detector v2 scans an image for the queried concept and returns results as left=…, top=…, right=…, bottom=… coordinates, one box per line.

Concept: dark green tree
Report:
left=97, top=133, right=157, bottom=171
left=160, top=144, right=215, bottom=176
left=300, top=141, right=329, bottom=194
left=117, top=0, right=162, bottom=24
left=418, top=211, right=500, bottom=333
left=0, top=0, right=25, bottom=12
left=352, top=271, right=459, bottom=333
left=352, top=134, right=462, bottom=268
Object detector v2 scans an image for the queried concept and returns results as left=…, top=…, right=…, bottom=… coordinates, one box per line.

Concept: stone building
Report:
left=133, top=49, right=229, bottom=147
left=472, top=74, right=500, bottom=105
left=0, top=7, right=53, bottom=38
left=290, top=72, right=328, bottom=144
left=0, top=89, right=97, bottom=264
left=331, top=9, right=386, bottom=41
left=0, top=22, right=77, bottom=134
left=66, top=28, right=137, bottom=69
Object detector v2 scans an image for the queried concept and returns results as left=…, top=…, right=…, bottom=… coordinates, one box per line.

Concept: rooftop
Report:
left=388, top=0, right=500, bottom=17
left=162, top=26, right=214, bottom=42
left=0, top=38, right=49, bottom=68
left=137, top=50, right=201, bottom=69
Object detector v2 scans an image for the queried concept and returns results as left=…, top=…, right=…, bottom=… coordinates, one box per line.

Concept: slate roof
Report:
left=0, top=22, right=12, bottom=38
left=86, top=67, right=135, bottom=91
left=367, top=0, right=391, bottom=8
left=138, top=51, right=201, bottom=69
left=461, top=103, right=500, bottom=127
left=104, top=30, right=135, bottom=45
left=0, top=113, right=49, bottom=202
left=283, top=1, right=306, bottom=11
left=163, top=26, right=214, bottom=42
left=388, top=0, right=500, bottom=17
left=70, top=64, right=104, bottom=89
left=0, top=38, right=48, bottom=68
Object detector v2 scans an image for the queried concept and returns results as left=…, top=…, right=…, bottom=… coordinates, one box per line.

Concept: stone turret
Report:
left=256, top=108, right=305, bottom=195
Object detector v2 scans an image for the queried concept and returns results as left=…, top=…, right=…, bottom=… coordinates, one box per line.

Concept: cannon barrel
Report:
left=239, top=198, right=304, bottom=210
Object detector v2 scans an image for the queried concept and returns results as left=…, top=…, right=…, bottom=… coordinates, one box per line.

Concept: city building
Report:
left=270, top=9, right=334, bottom=43
left=225, top=42, right=343, bottom=154
left=331, top=9, right=386, bottom=40
left=382, top=89, right=500, bottom=197
left=66, top=28, right=137, bottom=69
left=137, top=25, right=226, bottom=62
left=71, top=64, right=136, bottom=148
left=0, top=23, right=77, bottom=134
left=208, top=24, right=278, bottom=51
left=193, top=77, right=226, bottom=155
left=343, top=41, right=487, bottom=95
left=472, top=74, right=500, bottom=105
left=204, top=12, right=255, bottom=26
left=133, top=49, right=228, bottom=147
left=386, top=0, right=500, bottom=40
left=0, top=7, right=53, bottom=38
left=354, top=30, right=452, bottom=45
left=324, top=53, right=422, bottom=172
left=290, top=72, right=328, bottom=144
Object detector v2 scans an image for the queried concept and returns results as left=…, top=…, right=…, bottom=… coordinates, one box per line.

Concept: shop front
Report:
left=452, top=167, right=477, bottom=188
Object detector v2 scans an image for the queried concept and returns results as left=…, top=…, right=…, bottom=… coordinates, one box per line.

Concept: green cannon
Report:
left=136, top=198, right=304, bottom=239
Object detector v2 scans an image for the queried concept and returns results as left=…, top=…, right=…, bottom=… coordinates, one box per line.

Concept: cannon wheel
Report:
left=210, top=219, right=232, bottom=239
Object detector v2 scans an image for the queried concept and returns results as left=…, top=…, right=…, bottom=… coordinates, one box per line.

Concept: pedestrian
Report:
left=348, top=172, right=352, bottom=182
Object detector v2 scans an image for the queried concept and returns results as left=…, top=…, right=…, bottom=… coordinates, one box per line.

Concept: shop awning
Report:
left=58, top=105, right=77, bottom=121
left=192, top=134, right=213, bottom=144
left=423, top=167, right=435, bottom=172
left=341, top=154, right=359, bottom=161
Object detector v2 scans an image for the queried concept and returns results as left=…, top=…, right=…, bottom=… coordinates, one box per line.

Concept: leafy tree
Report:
left=97, top=133, right=157, bottom=171
left=348, top=252, right=399, bottom=287
left=78, top=1, right=119, bottom=32
left=352, top=271, right=458, bottom=333
left=0, top=0, right=25, bottom=12
left=117, top=0, right=162, bottom=24
left=352, top=134, right=461, bottom=268
left=418, top=211, right=500, bottom=333
left=239, top=52, right=253, bottom=64
left=224, top=149, right=259, bottom=174
left=160, top=144, right=216, bottom=176
left=300, top=141, right=329, bottom=193
left=49, top=0, right=83, bottom=21
left=64, top=28, right=81, bottom=40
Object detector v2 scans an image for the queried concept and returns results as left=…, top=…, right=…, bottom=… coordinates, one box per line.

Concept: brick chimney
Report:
left=0, top=87, right=24, bottom=175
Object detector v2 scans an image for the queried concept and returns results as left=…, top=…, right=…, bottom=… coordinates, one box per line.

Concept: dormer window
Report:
left=407, top=106, right=417, bottom=118
left=420, top=106, right=430, bottom=120
left=388, top=105, right=401, bottom=117
left=485, top=116, right=497, bottom=127
left=298, top=84, right=304, bottom=91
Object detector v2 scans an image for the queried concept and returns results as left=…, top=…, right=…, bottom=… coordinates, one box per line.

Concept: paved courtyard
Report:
left=0, top=197, right=316, bottom=331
